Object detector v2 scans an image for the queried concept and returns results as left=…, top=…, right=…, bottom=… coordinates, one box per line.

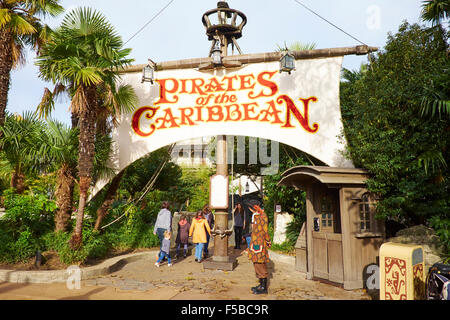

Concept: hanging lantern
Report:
left=212, top=41, right=222, bottom=65
left=141, top=59, right=156, bottom=83
left=280, top=51, right=296, bottom=74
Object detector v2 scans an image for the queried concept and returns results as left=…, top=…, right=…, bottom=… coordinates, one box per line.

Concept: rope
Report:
left=100, top=143, right=176, bottom=230
left=123, top=0, right=176, bottom=45
left=292, top=0, right=368, bottom=46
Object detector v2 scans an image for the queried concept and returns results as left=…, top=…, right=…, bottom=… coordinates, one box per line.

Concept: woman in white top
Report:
left=153, top=201, right=172, bottom=249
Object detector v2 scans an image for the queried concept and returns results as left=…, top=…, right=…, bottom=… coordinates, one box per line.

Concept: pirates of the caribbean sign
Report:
left=91, top=57, right=353, bottom=197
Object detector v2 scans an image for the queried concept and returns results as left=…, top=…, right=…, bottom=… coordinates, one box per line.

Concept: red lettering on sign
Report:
left=249, top=71, right=278, bottom=99
left=179, top=107, right=195, bottom=126
left=242, top=102, right=259, bottom=121
left=259, top=100, right=283, bottom=124
left=224, top=104, right=242, bottom=121
left=207, top=105, right=224, bottom=122
left=156, top=108, right=180, bottom=129
left=278, top=95, right=319, bottom=133
left=155, top=78, right=179, bottom=104
left=239, top=74, right=256, bottom=91
left=131, top=106, right=159, bottom=137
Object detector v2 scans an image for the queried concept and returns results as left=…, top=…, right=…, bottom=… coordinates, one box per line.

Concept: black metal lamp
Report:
left=141, top=59, right=156, bottom=84
left=245, top=181, right=250, bottom=193
left=280, top=51, right=296, bottom=74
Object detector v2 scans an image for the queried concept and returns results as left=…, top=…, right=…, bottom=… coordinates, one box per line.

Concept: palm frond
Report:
left=276, top=41, right=317, bottom=52
left=0, top=8, right=12, bottom=28
left=420, top=96, right=450, bottom=118
left=8, top=14, right=37, bottom=35
left=421, top=0, right=450, bottom=26
left=70, top=86, right=87, bottom=114
left=418, top=150, right=448, bottom=175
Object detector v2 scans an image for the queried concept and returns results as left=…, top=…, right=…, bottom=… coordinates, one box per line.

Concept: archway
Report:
left=92, top=54, right=355, bottom=198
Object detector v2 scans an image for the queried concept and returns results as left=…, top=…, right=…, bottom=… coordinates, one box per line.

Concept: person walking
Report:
left=202, top=204, right=214, bottom=258
left=155, top=230, right=173, bottom=267
left=248, top=204, right=271, bottom=295
left=175, top=214, right=191, bottom=259
left=189, top=210, right=211, bottom=263
left=153, top=201, right=172, bottom=250
left=233, top=202, right=246, bottom=250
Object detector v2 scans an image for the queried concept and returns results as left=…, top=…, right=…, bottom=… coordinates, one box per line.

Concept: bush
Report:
left=2, top=188, right=55, bottom=237
left=0, top=189, right=55, bottom=263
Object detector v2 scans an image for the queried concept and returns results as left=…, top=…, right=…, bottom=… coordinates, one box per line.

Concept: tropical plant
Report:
left=0, top=0, right=63, bottom=129
left=35, top=7, right=135, bottom=249
left=276, top=41, right=317, bottom=52
left=0, top=111, right=44, bottom=193
left=340, top=22, right=450, bottom=237
left=420, top=0, right=449, bottom=27
left=36, top=120, right=78, bottom=231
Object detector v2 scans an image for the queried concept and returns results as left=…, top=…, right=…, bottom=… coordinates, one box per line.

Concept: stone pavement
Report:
left=0, top=246, right=370, bottom=300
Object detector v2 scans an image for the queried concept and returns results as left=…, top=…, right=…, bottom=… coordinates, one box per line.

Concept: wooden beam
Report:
left=121, top=45, right=378, bottom=73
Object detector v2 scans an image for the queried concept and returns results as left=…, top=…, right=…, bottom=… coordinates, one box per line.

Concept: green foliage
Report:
left=2, top=188, right=56, bottom=237
left=429, top=215, right=450, bottom=254
left=120, top=146, right=182, bottom=198
left=0, top=187, right=56, bottom=263
left=181, top=167, right=213, bottom=212
left=420, top=0, right=449, bottom=26
left=341, top=22, right=450, bottom=238
left=263, top=143, right=311, bottom=225
left=270, top=242, right=295, bottom=254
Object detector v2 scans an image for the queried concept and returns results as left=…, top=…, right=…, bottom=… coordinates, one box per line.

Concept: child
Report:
left=155, top=230, right=172, bottom=267
left=175, top=214, right=191, bottom=259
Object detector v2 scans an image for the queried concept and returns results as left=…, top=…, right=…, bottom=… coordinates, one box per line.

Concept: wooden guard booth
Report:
left=278, top=166, right=385, bottom=290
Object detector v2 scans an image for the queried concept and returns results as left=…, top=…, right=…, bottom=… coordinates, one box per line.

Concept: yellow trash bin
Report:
left=380, top=242, right=425, bottom=300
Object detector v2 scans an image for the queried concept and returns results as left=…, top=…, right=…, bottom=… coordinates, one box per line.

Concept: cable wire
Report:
left=292, top=0, right=367, bottom=46
left=123, top=0, right=176, bottom=46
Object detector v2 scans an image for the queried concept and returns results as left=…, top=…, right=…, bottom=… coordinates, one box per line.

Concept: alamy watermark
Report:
left=66, top=265, right=81, bottom=290
left=170, top=135, right=279, bottom=175
left=366, top=5, right=381, bottom=30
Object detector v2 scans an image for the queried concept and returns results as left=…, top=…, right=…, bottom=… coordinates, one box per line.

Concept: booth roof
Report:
left=278, top=165, right=368, bottom=190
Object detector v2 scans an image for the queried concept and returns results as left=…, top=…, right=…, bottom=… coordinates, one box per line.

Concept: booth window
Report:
left=321, top=197, right=333, bottom=231
left=355, top=193, right=382, bottom=238
left=359, top=194, right=371, bottom=231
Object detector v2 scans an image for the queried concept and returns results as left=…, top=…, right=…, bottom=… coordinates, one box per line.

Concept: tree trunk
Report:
left=54, top=163, right=75, bottom=232
left=71, top=112, right=79, bottom=129
left=94, top=170, right=124, bottom=231
left=69, top=85, right=97, bottom=250
left=0, top=28, right=13, bottom=140
left=10, top=170, right=25, bottom=194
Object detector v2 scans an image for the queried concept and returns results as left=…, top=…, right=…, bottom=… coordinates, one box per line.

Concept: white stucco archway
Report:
left=91, top=56, right=353, bottom=198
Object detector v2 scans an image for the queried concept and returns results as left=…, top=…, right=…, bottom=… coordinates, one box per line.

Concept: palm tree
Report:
left=276, top=41, right=317, bottom=52
left=36, top=7, right=135, bottom=249
left=420, top=0, right=449, bottom=26
left=0, top=0, right=63, bottom=129
left=0, top=111, right=44, bottom=193
left=37, top=120, right=78, bottom=232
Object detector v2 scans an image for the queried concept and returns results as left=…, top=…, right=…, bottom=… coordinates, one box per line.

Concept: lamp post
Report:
left=202, top=1, right=246, bottom=271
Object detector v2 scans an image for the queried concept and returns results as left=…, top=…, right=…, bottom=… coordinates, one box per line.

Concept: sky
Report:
left=7, top=0, right=427, bottom=125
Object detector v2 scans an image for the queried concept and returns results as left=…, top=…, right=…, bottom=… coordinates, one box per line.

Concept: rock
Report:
left=273, top=212, right=294, bottom=245
left=388, top=225, right=446, bottom=270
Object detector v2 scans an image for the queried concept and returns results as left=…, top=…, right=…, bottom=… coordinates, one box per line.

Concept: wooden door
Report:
left=312, top=187, right=344, bottom=283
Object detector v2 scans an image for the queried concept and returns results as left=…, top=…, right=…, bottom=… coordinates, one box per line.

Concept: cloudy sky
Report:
left=7, top=0, right=427, bottom=125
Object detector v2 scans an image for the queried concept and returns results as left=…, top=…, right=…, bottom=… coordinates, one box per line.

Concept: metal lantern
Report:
left=141, top=59, right=155, bottom=83
left=212, top=41, right=222, bottom=65
left=280, top=51, right=296, bottom=74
